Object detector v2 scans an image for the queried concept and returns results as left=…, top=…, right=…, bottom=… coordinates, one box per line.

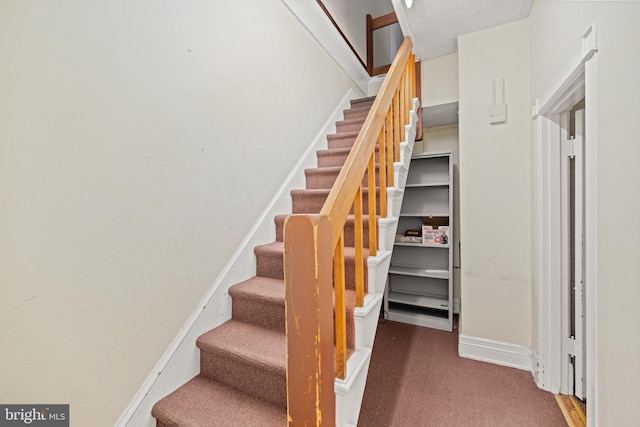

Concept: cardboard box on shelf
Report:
left=422, top=225, right=449, bottom=245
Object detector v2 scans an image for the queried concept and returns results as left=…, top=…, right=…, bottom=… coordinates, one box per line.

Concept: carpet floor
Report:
left=358, top=320, right=567, bottom=427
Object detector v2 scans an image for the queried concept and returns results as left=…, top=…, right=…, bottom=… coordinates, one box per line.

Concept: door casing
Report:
left=532, top=22, right=598, bottom=426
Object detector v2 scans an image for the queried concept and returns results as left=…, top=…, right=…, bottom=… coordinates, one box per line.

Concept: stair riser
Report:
left=343, top=109, right=370, bottom=120
left=305, top=168, right=379, bottom=190
left=317, top=151, right=349, bottom=168
left=254, top=249, right=285, bottom=281
left=199, top=348, right=287, bottom=408
left=336, top=120, right=365, bottom=133
left=255, top=247, right=368, bottom=292
left=231, top=295, right=357, bottom=349
left=275, top=215, right=373, bottom=248
left=231, top=294, right=285, bottom=334
left=342, top=220, right=373, bottom=248
left=327, top=133, right=359, bottom=150
left=317, top=149, right=380, bottom=168
left=350, top=97, right=375, bottom=106
left=291, top=190, right=380, bottom=215
left=346, top=103, right=373, bottom=114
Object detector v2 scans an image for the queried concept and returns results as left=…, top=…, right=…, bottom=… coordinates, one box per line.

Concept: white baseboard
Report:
left=458, top=334, right=533, bottom=372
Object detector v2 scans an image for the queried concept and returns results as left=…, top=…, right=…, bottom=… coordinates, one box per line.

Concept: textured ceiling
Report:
left=397, top=0, right=535, bottom=60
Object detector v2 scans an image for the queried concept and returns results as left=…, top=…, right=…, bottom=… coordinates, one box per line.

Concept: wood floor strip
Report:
left=569, top=396, right=587, bottom=425
left=554, top=394, right=586, bottom=427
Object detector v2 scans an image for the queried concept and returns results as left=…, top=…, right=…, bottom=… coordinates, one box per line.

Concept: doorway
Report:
left=532, top=23, right=598, bottom=424
left=560, top=104, right=586, bottom=401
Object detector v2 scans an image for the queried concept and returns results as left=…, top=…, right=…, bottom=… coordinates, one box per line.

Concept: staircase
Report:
left=152, top=96, right=402, bottom=427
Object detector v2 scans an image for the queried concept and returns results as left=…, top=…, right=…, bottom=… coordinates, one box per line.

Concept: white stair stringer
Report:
left=334, top=98, right=419, bottom=427
left=394, top=158, right=409, bottom=193
left=335, top=348, right=372, bottom=427
left=386, top=187, right=405, bottom=219
left=378, top=217, right=399, bottom=253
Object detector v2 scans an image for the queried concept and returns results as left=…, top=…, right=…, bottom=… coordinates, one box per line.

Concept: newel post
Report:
left=284, top=214, right=336, bottom=426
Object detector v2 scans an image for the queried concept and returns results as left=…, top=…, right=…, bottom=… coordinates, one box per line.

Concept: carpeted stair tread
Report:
left=273, top=215, right=288, bottom=242
left=343, top=108, right=371, bottom=120
left=229, top=276, right=286, bottom=333
left=305, top=164, right=379, bottom=189
left=342, top=97, right=375, bottom=120
left=254, top=241, right=286, bottom=280
left=229, top=274, right=359, bottom=348
left=346, top=103, right=375, bottom=114
left=152, top=375, right=286, bottom=427
left=350, top=96, right=376, bottom=106
left=274, top=214, right=375, bottom=247
left=328, top=129, right=360, bottom=138
left=197, top=320, right=285, bottom=369
left=231, top=274, right=358, bottom=345
left=305, top=165, right=344, bottom=178
left=230, top=276, right=284, bottom=303
left=291, top=187, right=379, bottom=215
left=336, top=117, right=367, bottom=133
left=254, top=241, right=370, bottom=288
left=197, top=320, right=287, bottom=407
left=317, top=146, right=380, bottom=168
left=327, top=130, right=360, bottom=149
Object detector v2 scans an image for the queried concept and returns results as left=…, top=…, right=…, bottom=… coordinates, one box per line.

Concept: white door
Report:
left=560, top=108, right=586, bottom=400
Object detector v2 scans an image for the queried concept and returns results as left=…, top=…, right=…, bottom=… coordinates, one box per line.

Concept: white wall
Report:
left=321, top=0, right=394, bottom=64
left=421, top=53, right=459, bottom=107
left=530, top=2, right=640, bottom=425
left=457, top=20, right=532, bottom=346
left=0, top=1, right=360, bottom=425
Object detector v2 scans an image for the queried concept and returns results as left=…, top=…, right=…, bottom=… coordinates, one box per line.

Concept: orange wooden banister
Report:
left=320, top=39, right=412, bottom=247
left=284, top=37, right=416, bottom=426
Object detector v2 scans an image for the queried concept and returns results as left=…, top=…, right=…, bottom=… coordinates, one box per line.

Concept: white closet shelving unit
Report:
left=385, top=151, right=454, bottom=331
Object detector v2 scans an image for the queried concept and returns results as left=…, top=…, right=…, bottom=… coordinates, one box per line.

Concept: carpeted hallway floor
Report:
left=358, top=320, right=567, bottom=426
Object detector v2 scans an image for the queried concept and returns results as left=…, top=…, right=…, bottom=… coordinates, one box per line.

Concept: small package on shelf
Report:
left=422, top=226, right=449, bottom=245
left=403, top=229, right=423, bottom=244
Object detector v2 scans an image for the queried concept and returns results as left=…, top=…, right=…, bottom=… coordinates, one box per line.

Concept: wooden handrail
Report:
left=320, top=39, right=411, bottom=246
left=316, top=1, right=367, bottom=70
left=284, top=37, right=416, bottom=426
left=371, top=12, right=398, bottom=30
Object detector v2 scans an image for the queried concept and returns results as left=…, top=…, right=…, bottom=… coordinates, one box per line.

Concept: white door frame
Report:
left=532, top=23, right=598, bottom=425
